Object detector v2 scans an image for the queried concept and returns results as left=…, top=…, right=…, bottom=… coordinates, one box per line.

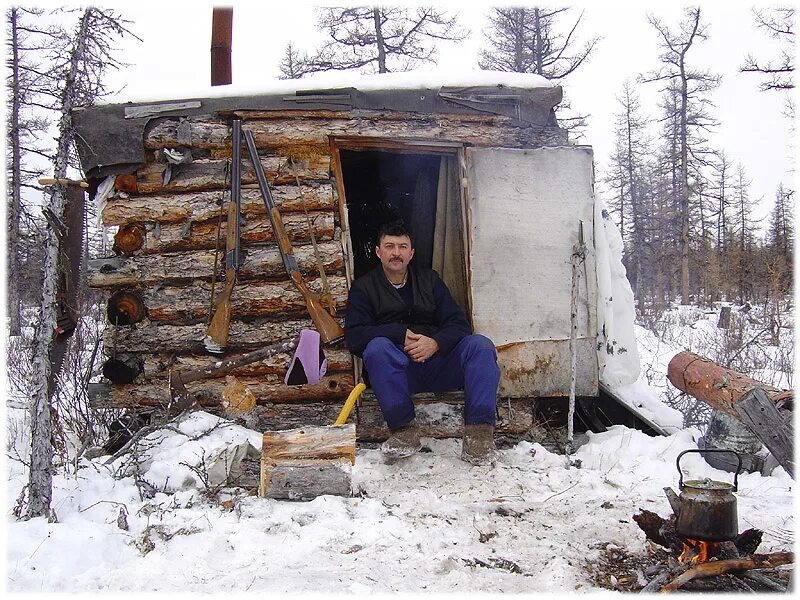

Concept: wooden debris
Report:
left=660, top=551, right=794, bottom=592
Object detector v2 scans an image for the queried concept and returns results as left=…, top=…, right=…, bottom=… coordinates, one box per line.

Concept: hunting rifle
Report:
left=242, top=128, right=344, bottom=345
left=204, top=118, right=244, bottom=354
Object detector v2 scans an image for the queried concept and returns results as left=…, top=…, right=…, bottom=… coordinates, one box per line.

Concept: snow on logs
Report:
left=91, top=113, right=351, bottom=416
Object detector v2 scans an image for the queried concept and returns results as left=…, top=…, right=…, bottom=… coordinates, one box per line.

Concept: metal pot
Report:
left=663, top=449, right=742, bottom=542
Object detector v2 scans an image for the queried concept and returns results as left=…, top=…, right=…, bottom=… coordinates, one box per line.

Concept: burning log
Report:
left=660, top=551, right=794, bottom=592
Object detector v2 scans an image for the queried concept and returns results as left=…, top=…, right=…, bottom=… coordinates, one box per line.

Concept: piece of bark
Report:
left=659, top=551, right=794, bottom=592
left=88, top=240, right=344, bottom=288
left=732, top=528, right=764, bottom=556
left=632, top=509, right=684, bottom=554
left=101, top=184, right=336, bottom=226
left=667, top=351, right=791, bottom=419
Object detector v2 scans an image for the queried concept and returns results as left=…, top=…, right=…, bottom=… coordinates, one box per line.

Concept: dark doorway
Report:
left=339, top=149, right=441, bottom=280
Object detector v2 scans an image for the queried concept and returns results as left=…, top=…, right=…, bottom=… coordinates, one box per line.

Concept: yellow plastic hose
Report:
left=334, top=382, right=366, bottom=425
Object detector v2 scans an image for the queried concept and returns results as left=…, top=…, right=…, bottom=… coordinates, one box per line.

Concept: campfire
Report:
left=630, top=509, right=793, bottom=592
left=678, top=538, right=720, bottom=565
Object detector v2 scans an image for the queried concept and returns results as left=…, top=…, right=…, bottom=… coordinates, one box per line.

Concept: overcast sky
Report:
left=87, top=1, right=796, bottom=232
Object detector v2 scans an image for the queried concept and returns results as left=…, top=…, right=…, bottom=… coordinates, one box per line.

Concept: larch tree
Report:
left=741, top=7, right=795, bottom=92
left=24, top=7, right=136, bottom=520
left=477, top=6, right=599, bottom=135
left=603, top=80, right=651, bottom=313
left=282, top=6, right=467, bottom=76
left=642, top=7, right=719, bottom=305
left=6, top=7, right=55, bottom=336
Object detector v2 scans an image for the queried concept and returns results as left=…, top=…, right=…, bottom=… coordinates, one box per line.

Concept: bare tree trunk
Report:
left=25, top=9, right=91, bottom=520
left=373, top=8, right=387, bottom=73
left=7, top=8, right=23, bottom=336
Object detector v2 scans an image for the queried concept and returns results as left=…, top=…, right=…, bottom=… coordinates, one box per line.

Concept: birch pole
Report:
left=565, top=221, right=586, bottom=465
left=25, top=10, right=91, bottom=520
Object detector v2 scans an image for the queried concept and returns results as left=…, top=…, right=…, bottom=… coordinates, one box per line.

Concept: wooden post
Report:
left=734, top=387, right=794, bottom=478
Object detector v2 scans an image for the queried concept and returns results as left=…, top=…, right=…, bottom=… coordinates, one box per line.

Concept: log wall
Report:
left=90, top=107, right=566, bottom=438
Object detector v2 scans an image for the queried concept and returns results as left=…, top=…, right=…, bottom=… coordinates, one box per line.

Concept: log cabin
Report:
left=74, top=70, right=632, bottom=443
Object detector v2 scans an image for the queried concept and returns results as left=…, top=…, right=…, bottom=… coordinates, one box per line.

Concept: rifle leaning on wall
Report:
left=242, top=128, right=344, bottom=345
left=204, top=118, right=245, bottom=354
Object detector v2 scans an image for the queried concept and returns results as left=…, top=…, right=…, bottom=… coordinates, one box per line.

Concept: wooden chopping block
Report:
left=259, top=423, right=356, bottom=500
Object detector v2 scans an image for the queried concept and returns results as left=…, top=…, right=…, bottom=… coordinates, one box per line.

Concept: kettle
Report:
left=663, top=448, right=742, bottom=542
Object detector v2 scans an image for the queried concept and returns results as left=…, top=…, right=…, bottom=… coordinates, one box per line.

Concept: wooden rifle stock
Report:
left=243, top=129, right=344, bottom=344
left=204, top=118, right=243, bottom=354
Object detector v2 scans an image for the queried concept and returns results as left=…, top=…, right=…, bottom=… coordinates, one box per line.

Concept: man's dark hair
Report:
left=375, top=220, right=413, bottom=247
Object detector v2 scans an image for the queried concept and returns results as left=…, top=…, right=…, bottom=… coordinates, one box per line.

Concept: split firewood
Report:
left=659, top=551, right=794, bottom=593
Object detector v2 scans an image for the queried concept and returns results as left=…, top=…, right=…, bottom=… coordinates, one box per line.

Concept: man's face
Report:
left=375, top=234, right=414, bottom=277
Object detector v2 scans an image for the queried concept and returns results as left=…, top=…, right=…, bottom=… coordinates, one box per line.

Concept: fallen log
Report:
left=666, top=351, right=792, bottom=419
left=659, top=551, right=794, bottom=592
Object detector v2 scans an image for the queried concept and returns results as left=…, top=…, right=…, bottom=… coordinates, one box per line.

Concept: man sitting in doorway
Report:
left=344, top=220, right=500, bottom=465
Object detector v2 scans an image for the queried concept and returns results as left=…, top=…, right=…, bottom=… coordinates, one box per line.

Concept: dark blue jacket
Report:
left=344, top=265, right=471, bottom=357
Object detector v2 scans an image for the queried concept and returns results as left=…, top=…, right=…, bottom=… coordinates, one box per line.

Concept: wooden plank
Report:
left=101, top=184, right=337, bottom=226
left=259, top=457, right=352, bottom=500
left=734, top=387, right=794, bottom=478
left=88, top=241, right=344, bottom=288
left=124, top=101, right=202, bottom=119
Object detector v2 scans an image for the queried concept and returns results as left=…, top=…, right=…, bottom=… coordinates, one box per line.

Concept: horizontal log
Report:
left=102, top=184, right=336, bottom=226
left=138, top=347, right=352, bottom=381
left=88, top=372, right=354, bottom=409
left=103, top=318, right=338, bottom=354
left=135, top=276, right=348, bottom=324
left=144, top=114, right=567, bottom=152
left=259, top=457, right=352, bottom=500
left=116, top=155, right=331, bottom=195
left=88, top=240, right=344, bottom=288
left=262, top=424, right=356, bottom=463
left=132, top=211, right=334, bottom=255
left=667, top=351, right=791, bottom=419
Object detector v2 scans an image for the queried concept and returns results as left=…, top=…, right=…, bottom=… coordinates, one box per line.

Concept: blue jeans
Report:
left=362, top=334, right=500, bottom=431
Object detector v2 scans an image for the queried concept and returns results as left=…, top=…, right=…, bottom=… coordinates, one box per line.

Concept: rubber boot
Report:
left=380, top=420, right=421, bottom=463
left=461, top=423, right=497, bottom=466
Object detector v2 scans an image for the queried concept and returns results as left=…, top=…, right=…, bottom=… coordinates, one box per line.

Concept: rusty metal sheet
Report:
left=496, top=338, right=598, bottom=398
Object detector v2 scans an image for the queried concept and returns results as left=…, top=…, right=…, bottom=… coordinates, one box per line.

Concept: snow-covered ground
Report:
left=4, top=305, right=795, bottom=594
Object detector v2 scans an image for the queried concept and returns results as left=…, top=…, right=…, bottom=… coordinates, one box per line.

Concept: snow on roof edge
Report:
left=104, top=68, right=556, bottom=106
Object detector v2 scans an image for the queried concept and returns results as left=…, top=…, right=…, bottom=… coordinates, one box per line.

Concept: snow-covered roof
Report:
left=106, top=68, right=556, bottom=105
